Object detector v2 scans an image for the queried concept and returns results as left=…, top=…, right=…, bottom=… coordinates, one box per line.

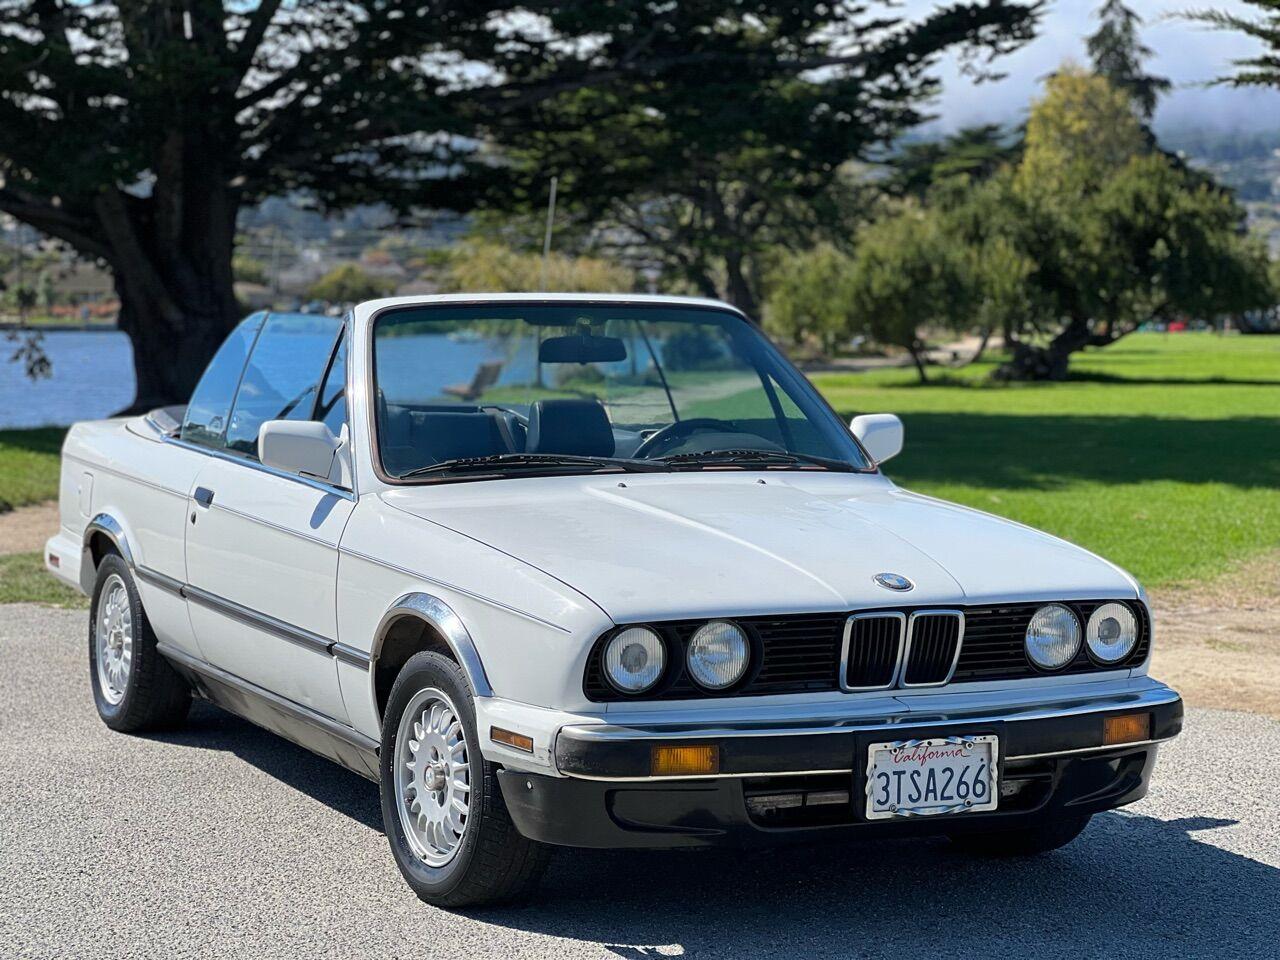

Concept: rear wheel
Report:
left=89, top=554, right=191, bottom=732
left=380, top=651, right=549, bottom=907
left=949, top=813, right=1092, bottom=857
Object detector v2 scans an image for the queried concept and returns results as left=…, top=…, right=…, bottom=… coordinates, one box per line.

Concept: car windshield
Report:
left=372, top=302, right=872, bottom=480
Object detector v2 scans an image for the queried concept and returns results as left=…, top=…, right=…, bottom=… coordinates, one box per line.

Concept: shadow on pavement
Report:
left=479, top=811, right=1276, bottom=959
left=147, top=701, right=383, bottom=831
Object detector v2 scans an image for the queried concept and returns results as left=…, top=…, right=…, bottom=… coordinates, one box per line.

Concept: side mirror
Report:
left=259, top=420, right=343, bottom=481
left=850, top=414, right=904, bottom=464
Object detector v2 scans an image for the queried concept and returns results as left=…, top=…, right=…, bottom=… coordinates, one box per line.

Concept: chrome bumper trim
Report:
left=1005, top=736, right=1176, bottom=761
left=562, top=684, right=1182, bottom=743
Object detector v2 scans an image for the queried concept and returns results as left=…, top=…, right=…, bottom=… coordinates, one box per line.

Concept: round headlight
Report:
left=686, top=620, right=750, bottom=690
left=1086, top=602, right=1138, bottom=663
left=603, top=626, right=666, bottom=694
left=1025, top=603, right=1082, bottom=670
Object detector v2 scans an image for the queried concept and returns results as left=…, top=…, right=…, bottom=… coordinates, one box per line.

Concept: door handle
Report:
left=193, top=486, right=215, bottom=508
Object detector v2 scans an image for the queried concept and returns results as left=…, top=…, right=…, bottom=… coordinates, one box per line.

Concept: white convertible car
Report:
left=47, top=294, right=1182, bottom=906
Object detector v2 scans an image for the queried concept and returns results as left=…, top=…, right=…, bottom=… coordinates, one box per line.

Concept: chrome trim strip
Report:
left=1004, top=736, right=1175, bottom=761
left=156, top=642, right=379, bottom=755
left=559, top=685, right=1184, bottom=742
left=565, top=768, right=852, bottom=783
left=160, top=435, right=356, bottom=502
left=901, top=609, right=965, bottom=688
left=83, top=514, right=134, bottom=567
left=838, top=611, right=906, bottom=692
left=371, top=592, right=495, bottom=704
left=134, top=564, right=184, bottom=597
left=331, top=642, right=372, bottom=669
left=341, top=546, right=571, bottom=634
left=184, top=583, right=333, bottom=657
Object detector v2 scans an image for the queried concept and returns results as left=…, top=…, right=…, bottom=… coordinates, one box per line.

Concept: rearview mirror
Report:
left=850, top=414, right=903, bottom=464
left=259, top=420, right=343, bottom=481
left=539, top=334, right=627, bottom=364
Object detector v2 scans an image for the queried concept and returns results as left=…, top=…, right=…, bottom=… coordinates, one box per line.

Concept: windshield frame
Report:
left=365, top=298, right=879, bottom=486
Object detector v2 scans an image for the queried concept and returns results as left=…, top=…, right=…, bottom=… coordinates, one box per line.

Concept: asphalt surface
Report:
left=2, top=603, right=1277, bottom=960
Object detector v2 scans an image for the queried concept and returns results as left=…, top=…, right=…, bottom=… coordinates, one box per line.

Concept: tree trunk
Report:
left=723, top=249, right=761, bottom=321
left=908, top=343, right=929, bottom=383
left=97, top=157, right=242, bottom=412
left=994, top=316, right=1091, bottom=382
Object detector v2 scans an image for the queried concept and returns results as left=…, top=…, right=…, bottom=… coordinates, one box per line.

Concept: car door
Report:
left=184, top=315, right=354, bottom=721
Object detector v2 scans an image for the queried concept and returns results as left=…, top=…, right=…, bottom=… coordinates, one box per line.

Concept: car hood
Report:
left=381, top=473, right=1137, bottom=623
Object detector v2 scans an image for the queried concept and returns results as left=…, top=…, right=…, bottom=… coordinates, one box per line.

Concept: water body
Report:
left=1, top=331, right=135, bottom=429
left=0, top=330, right=537, bottom=430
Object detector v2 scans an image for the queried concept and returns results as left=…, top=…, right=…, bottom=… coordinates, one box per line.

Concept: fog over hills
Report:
left=910, top=0, right=1280, bottom=135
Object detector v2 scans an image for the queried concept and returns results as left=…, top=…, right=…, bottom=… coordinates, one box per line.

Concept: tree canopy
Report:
left=0, top=1, right=1042, bottom=405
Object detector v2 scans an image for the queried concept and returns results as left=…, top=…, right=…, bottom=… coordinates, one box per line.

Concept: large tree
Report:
left=473, top=2, right=1042, bottom=318
left=1, top=2, right=1036, bottom=407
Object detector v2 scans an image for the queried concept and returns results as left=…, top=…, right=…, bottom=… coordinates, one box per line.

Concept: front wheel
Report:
left=380, top=651, right=549, bottom=907
left=949, top=813, right=1092, bottom=857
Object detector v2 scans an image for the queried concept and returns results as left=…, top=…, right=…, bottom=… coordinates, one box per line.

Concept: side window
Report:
left=224, top=314, right=342, bottom=458
left=181, top=315, right=264, bottom=449
left=314, top=334, right=348, bottom=437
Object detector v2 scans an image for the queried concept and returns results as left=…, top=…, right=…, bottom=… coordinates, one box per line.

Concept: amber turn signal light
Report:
left=651, top=744, right=720, bottom=777
left=1103, top=712, right=1150, bottom=746
left=490, top=726, right=534, bottom=754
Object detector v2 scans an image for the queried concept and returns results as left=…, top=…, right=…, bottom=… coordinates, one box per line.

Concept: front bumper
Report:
left=498, top=681, right=1182, bottom=849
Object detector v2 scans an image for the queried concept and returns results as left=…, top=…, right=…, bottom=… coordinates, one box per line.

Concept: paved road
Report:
left=2, top=604, right=1277, bottom=960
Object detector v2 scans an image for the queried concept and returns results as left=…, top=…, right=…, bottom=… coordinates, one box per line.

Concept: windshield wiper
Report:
left=398, top=452, right=668, bottom=480
left=660, top=449, right=857, bottom=472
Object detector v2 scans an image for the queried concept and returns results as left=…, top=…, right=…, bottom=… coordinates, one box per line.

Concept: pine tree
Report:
left=1086, top=1, right=1171, bottom=120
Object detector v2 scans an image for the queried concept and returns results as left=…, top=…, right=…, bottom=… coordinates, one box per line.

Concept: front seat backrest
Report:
left=526, top=399, right=615, bottom=457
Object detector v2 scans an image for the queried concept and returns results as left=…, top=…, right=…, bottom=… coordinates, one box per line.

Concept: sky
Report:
left=907, top=0, right=1280, bottom=133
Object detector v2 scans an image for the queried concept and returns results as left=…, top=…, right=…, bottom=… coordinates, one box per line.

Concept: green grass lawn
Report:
left=0, top=552, right=85, bottom=608
left=813, top=333, right=1280, bottom=587
left=0, top=427, right=64, bottom=511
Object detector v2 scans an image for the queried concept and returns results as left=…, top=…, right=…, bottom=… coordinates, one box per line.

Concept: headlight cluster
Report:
left=1024, top=601, right=1138, bottom=670
left=602, top=620, right=751, bottom=695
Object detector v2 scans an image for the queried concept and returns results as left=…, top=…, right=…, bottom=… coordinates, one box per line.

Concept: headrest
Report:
left=526, top=399, right=615, bottom=457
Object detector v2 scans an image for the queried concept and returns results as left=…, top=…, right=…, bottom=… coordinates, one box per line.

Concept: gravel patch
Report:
left=0, top=500, right=58, bottom=555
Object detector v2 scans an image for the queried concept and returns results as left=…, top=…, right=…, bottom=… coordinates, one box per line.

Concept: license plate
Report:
left=864, top=735, right=998, bottom=820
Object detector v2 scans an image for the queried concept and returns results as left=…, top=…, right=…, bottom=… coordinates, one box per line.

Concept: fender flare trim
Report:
left=370, top=592, right=495, bottom=712
left=81, top=513, right=134, bottom=593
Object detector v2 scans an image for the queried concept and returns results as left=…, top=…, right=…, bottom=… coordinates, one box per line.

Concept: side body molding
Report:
left=82, top=513, right=134, bottom=592
left=372, top=592, right=495, bottom=703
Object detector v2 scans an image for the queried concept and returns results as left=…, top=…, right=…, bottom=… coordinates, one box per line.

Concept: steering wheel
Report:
left=632, top=418, right=742, bottom=459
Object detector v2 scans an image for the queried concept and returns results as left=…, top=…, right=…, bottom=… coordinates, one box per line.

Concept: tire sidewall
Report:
left=89, top=554, right=141, bottom=724
left=380, top=652, right=485, bottom=899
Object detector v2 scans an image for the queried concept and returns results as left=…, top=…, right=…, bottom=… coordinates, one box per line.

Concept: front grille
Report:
left=902, top=611, right=963, bottom=685
left=583, top=599, right=1150, bottom=701
left=842, top=614, right=904, bottom=689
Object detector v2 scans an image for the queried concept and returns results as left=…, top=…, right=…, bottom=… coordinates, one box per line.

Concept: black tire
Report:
left=949, top=813, right=1092, bottom=857
left=380, top=651, right=550, bottom=908
left=89, top=553, right=191, bottom=732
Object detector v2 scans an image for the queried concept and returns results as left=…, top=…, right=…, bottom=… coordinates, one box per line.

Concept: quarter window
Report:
left=180, top=314, right=265, bottom=449
left=224, top=314, right=342, bottom=458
